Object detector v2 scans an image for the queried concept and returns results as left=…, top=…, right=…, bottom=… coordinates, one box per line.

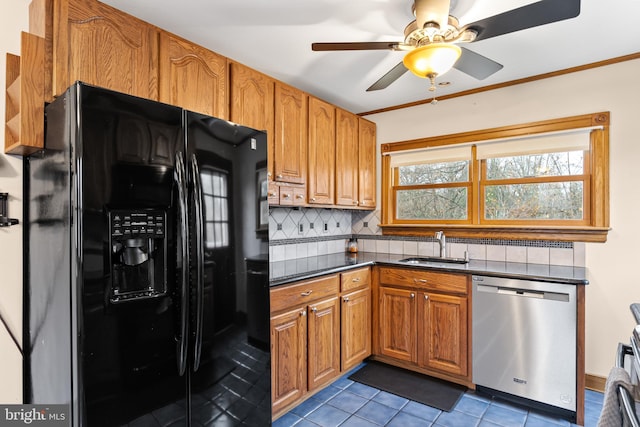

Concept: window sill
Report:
left=379, top=224, right=611, bottom=243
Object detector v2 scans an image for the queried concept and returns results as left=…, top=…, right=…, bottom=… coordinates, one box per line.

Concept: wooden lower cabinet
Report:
left=270, top=268, right=372, bottom=419
left=375, top=267, right=471, bottom=385
left=417, top=292, right=468, bottom=377
left=307, top=297, right=341, bottom=391
left=379, top=287, right=416, bottom=362
left=341, top=287, right=372, bottom=371
left=271, top=307, right=307, bottom=413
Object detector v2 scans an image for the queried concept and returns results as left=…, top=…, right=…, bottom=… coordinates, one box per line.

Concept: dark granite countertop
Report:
left=269, top=251, right=589, bottom=287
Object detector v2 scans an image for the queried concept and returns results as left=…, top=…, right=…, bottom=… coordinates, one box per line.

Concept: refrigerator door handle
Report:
left=190, top=154, right=205, bottom=372
left=175, top=151, right=189, bottom=376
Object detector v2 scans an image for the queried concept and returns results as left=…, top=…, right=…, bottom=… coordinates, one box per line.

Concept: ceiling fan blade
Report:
left=454, top=47, right=503, bottom=80
left=312, top=42, right=399, bottom=51
left=414, top=0, right=451, bottom=31
left=366, top=61, right=408, bottom=91
left=466, top=0, right=580, bottom=42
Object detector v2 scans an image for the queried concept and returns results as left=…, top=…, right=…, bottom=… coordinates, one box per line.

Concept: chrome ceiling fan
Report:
left=312, top=0, right=581, bottom=92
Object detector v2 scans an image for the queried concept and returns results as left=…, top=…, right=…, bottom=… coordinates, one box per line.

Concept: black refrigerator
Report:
left=24, top=82, right=272, bottom=426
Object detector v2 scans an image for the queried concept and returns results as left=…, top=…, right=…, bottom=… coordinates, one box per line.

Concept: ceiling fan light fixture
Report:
left=403, top=43, right=461, bottom=79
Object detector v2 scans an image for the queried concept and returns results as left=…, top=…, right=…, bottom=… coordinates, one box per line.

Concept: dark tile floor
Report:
left=273, top=365, right=604, bottom=427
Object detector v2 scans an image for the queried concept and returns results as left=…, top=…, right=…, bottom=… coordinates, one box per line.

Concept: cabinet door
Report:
left=307, top=97, right=335, bottom=205
left=271, top=307, right=307, bottom=414
left=307, top=297, right=340, bottom=391
left=230, top=62, right=275, bottom=179
left=159, top=32, right=227, bottom=118
left=418, top=292, right=468, bottom=377
left=274, top=83, right=307, bottom=184
left=379, top=287, right=416, bottom=362
left=335, top=108, right=359, bottom=207
left=54, top=0, right=158, bottom=99
left=341, top=288, right=371, bottom=371
left=358, top=117, right=376, bottom=209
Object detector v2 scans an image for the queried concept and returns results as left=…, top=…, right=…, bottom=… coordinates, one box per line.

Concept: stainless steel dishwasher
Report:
left=472, top=275, right=577, bottom=418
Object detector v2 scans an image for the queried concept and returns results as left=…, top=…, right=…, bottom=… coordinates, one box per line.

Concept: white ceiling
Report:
left=101, top=0, right=640, bottom=114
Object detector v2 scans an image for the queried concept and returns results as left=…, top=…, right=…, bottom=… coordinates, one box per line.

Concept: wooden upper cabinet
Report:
left=53, top=0, right=158, bottom=99
left=335, top=108, right=359, bottom=207
left=159, top=32, right=227, bottom=119
left=358, top=117, right=376, bottom=209
left=230, top=62, right=275, bottom=179
left=308, top=97, right=335, bottom=205
left=274, top=82, right=307, bottom=184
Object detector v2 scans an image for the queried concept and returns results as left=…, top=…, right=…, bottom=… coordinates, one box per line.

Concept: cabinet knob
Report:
left=414, top=279, right=427, bottom=284
left=353, top=201, right=358, bottom=205
left=300, top=310, right=307, bottom=317
left=300, top=290, right=313, bottom=296
left=311, top=306, right=318, bottom=313
left=343, top=297, right=350, bottom=302
left=277, top=174, right=284, bottom=179
left=310, top=197, right=316, bottom=202
left=296, top=194, right=304, bottom=199
left=282, top=193, right=291, bottom=199
left=352, top=277, right=360, bottom=283
left=267, top=172, right=272, bottom=177
left=410, top=293, right=415, bottom=299
left=268, top=192, right=277, bottom=197
left=424, top=294, right=429, bottom=300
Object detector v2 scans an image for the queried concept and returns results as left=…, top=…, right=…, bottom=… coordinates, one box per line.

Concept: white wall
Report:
left=0, top=0, right=29, bottom=403
left=366, top=58, right=640, bottom=378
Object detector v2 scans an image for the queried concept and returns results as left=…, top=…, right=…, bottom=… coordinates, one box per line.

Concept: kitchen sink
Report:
left=399, top=256, right=469, bottom=265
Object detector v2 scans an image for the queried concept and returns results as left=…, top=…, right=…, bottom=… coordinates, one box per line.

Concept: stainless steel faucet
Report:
left=435, top=231, right=446, bottom=258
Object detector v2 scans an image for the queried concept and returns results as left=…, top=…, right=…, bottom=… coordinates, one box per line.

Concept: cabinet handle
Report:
left=352, top=277, right=361, bottom=283
left=300, top=310, right=307, bottom=317
left=410, top=293, right=415, bottom=298
left=300, top=290, right=313, bottom=296
left=414, top=279, right=427, bottom=284
left=343, top=297, right=350, bottom=302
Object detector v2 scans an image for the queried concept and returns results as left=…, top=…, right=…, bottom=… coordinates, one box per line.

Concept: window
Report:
left=380, top=112, right=610, bottom=242
left=200, top=168, right=229, bottom=248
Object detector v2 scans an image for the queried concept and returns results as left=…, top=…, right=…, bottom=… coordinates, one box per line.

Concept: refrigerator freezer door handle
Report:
left=175, top=151, right=189, bottom=376
left=190, top=154, right=205, bottom=372
left=191, top=154, right=204, bottom=372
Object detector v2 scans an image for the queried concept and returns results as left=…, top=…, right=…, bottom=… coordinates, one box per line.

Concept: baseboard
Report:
left=585, top=374, right=606, bottom=393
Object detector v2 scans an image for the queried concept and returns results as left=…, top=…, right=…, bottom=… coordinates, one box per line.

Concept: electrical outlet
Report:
left=324, top=222, right=328, bottom=232
left=298, top=223, right=304, bottom=234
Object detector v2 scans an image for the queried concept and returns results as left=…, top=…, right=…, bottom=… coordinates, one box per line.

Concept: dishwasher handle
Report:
left=476, top=284, right=570, bottom=302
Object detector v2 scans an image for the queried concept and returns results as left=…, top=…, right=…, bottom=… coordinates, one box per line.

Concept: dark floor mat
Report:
left=348, top=362, right=466, bottom=412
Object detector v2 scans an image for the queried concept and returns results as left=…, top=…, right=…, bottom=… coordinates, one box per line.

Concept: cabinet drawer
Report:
left=267, top=182, right=279, bottom=205
left=279, top=185, right=306, bottom=206
left=270, top=274, right=339, bottom=313
left=379, top=267, right=467, bottom=295
left=341, top=267, right=370, bottom=292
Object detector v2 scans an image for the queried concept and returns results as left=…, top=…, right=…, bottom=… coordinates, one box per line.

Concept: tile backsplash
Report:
left=269, top=208, right=585, bottom=267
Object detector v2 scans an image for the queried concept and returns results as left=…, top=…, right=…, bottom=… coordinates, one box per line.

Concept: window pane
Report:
left=486, top=151, right=584, bottom=180
left=205, top=223, right=214, bottom=249
left=213, top=197, right=222, bottom=221
left=201, top=172, right=213, bottom=195
left=397, top=188, right=468, bottom=220
left=204, top=196, right=214, bottom=221
left=398, top=161, right=469, bottom=185
left=485, top=182, right=584, bottom=220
